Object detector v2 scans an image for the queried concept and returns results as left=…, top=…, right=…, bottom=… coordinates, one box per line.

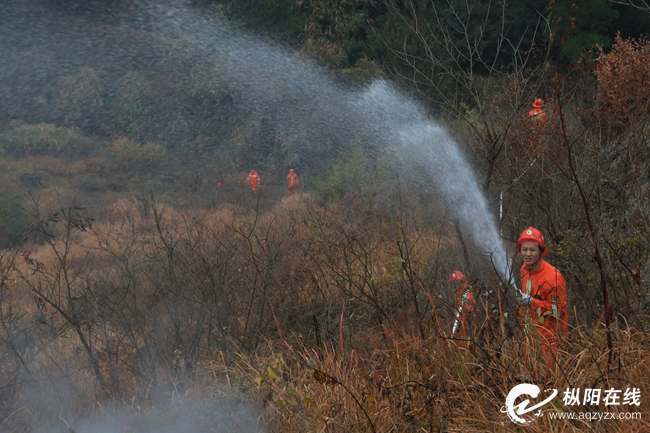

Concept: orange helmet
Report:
left=517, top=227, right=547, bottom=256
left=532, top=98, right=543, bottom=108
left=449, top=270, right=467, bottom=283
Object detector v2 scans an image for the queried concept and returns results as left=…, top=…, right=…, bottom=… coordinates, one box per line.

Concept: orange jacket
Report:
left=519, top=260, right=567, bottom=347
left=287, top=172, right=298, bottom=187
left=528, top=108, right=546, bottom=126
left=248, top=172, right=260, bottom=184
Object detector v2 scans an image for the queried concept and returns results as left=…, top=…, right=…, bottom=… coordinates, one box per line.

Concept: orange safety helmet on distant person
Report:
left=517, top=227, right=548, bottom=256
left=449, top=270, right=467, bottom=283
left=532, top=98, right=543, bottom=108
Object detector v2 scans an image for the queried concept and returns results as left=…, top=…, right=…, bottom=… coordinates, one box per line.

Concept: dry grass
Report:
left=237, top=324, right=650, bottom=432
left=0, top=193, right=648, bottom=432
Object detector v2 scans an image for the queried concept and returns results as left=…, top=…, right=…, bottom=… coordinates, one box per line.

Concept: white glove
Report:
left=516, top=292, right=533, bottom=306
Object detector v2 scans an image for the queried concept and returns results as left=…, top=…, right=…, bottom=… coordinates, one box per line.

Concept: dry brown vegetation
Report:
left=0, top=184, right=648, bottom=432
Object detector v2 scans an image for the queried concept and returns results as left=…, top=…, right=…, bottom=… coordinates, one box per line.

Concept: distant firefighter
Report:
left=528, top=98, right=547, bottom=151
left=215, top=181, right=221, bottom=194
left=286, top=168, right=298, bottom=196
left=528, top=98, right=546, bottom=125
left=450, top=270, right=476, bottom=337
left=247, top=170, right=260, bottom=193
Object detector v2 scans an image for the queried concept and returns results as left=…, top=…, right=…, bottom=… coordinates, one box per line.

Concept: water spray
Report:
left=0, top=0, right=520, bottom=288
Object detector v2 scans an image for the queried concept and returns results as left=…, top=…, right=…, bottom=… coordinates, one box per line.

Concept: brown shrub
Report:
left=596, top=33, right=650, bottom=124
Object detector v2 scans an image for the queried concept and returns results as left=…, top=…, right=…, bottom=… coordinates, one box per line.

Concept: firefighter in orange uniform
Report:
left=516, top=227, right=567, bottom=366
left=529, top=98, right=546, bottom=126
left=286, top=168, right=298, bottom=196
left=528, top=98, right=547, bottom=152
left=247, top=170, right=260, bottom=193
left=450, top=270, right=476, bottom=338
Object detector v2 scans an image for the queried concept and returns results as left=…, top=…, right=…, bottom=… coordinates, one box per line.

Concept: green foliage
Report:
left=336, top=57, right=383, bottom=85
left=218, top=0, right=309, bottom=40
left=0, top=189, right=30, bottom=248
left=110, top=72, right=154, bottom=138
left=314, top=145, right=393, bottom=202
left=314, top=145, right=370, bottom=202
left=0, top=122, right=96, bottom=156
left=611, top=3, right=650, bottom=40
left=301, top=0, right=547, bottom=75
left=57, top=67, right=105, bottom=131
left=550, top=0, right=620, bottom=59
left=1, top=50, right=58, bottom=122
left=109, top=136, right=166, bottom=171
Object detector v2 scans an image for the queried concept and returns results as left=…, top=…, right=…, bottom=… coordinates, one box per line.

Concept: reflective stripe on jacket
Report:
left=520, top=260, right=567, bottom=346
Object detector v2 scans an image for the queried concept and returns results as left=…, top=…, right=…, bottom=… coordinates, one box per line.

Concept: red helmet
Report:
left=517, top=227, right=547, bottom=256
left=449, top=270, right=466, bottom=283
left=532, top=98, right=543, bottom=108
